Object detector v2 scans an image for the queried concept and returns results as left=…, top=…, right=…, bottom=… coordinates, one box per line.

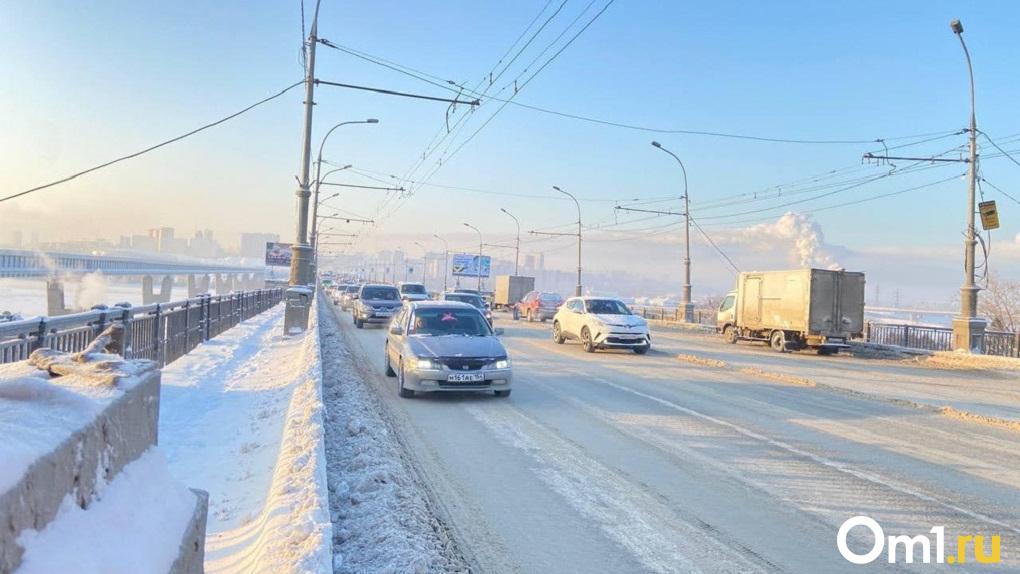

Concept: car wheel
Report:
left=398, top=359, right=414, bottom=398
left=553, top=322, right=565, bottom=344
left=581, top=327, right=596, bottom=353
left=723, top=325, right=738, bottom=344
left=633, top=344, right=650, bottom=355
left=494, top=389, right=511, bottom=398
left=384, top=346, right=396, bottom=377
left=770, top=330, right=788, bottom=353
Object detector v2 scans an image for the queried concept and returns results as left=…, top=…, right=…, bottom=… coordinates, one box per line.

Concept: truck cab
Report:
left=716, top=291, right=737, bottom=341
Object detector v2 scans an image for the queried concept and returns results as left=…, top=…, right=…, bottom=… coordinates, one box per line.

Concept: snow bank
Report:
left=318, top=297, right=466, bottom=574
left=159, top=304, right=332, bottom=574
left=15, top=449, right=198, bottom=574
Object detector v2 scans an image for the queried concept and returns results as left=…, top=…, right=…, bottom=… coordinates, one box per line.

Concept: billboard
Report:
left=451, top=253, right=491, bottom=278
left=265, top=242, right=293, bottom=267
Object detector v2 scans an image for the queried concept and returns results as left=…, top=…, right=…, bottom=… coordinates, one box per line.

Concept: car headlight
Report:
left=416, top=358, right=436, bottom=370
left=494, top=359, right=510, bottom=369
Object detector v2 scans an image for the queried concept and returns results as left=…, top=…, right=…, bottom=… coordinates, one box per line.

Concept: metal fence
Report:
left=0, top=289, right=284, bottom=366
left=631, top=305, right=716, bottom=326
left=862, top=322, right=1020, bottom=358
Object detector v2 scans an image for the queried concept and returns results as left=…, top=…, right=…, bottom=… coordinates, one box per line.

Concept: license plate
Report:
left=447, top=373, right=484, bottom=382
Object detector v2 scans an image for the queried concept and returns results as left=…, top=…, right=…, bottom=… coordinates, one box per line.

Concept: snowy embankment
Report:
left=159, top=304, right=332, bottom=573
left=318, top=297, right=466, bottom=574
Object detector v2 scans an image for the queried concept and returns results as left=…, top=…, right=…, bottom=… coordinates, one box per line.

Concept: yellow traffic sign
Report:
left=979, top=200, right=1000, bottom=230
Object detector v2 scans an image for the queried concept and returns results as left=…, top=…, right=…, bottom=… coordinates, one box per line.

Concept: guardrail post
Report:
left=153, top=303, right=163, bottom=366
left=31, top=317, right=48, bottom=353
left=901, top=324, right=910, bottom=348
left=203, top=294, right=211, bottom=341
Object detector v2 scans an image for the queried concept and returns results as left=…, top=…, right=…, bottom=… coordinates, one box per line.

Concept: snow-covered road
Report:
left=324, top=303, right=1020, bottom=573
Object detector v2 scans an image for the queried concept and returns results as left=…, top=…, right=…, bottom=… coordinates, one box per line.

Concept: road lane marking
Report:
left=573, top=371, right=1020, bottom=536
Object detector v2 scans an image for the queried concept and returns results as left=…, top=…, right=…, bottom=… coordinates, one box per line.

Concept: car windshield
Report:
left=409, top=308, right=491, bottom=336
left=444, top=293, right=484, bottom=308
left=401, top=284, right=427, bottom=294
left=362, top=287, right=399, bottom=300
left=585, top=299, right=631, bottom=315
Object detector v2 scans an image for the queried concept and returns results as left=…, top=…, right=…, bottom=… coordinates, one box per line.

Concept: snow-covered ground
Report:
left=158, top=304, right=332, bottom=573
left=318, top=296, right=467, bottom=574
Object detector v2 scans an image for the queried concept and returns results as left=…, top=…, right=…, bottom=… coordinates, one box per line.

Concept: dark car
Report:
left=516, top=291, right=563, bottom=322
left=353, top=284, right=402, bottom=328
left=442, top=291, right=493, bottom=325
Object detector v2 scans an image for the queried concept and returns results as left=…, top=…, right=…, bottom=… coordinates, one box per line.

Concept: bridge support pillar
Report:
left=158, top=275, right=173, bottom=303
left=142, top=275, right=156, bottom=305
left=46, top=279, right=71, bottom=316
left=199, top=274, right=210, bottom=294
left=187, top=275, right=198, bottom=298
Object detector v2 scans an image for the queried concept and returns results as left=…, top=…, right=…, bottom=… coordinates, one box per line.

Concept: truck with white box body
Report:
left=716, top=268, right=865, bottom=354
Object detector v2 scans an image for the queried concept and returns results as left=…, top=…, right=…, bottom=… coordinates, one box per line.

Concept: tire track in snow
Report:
left=463, top=402, right=777, bottom=574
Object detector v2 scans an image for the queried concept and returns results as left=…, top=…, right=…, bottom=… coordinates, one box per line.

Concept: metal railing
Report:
left=632, top=305, right=715, bottom=325
left=0, top=288, right=284, bottom=366
left=862, top=321, right=1020, bottom=358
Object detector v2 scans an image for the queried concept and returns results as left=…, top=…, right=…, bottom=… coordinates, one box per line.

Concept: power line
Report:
left=980, top=131, right=1020, bottom=170
left=980, top=177, right=1020, bottom=206
left=1, top=80, right=304, bottom=204
left=690, top=217, right=740, bottom=273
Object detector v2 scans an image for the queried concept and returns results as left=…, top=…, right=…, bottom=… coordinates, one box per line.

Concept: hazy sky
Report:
left=2, top=1, right=1019, bottom=298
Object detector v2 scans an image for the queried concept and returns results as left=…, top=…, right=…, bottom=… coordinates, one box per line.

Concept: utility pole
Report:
left=464, top=223, right=484, bottom=291
left=500, top=208, right=521, bottom=276
left=950, top=18, right=986, bottom=352
left=284, top=0, right=322, bottom=333
left=650, top=142, right=694, bottom=322
left=553, top=186, right=582, bottom=296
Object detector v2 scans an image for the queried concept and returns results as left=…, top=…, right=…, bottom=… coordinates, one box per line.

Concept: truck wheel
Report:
left=723, top=325, right=738, bottom=344
left=770, top=330, right=788, bottom=353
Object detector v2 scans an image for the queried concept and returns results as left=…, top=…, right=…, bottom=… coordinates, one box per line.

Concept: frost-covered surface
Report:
left=159, top=304, right=332, bottom=574
left=0, top=355, right=149, bottom=494
left=15, top=449, right=197, bottom=574
left=319, top=297, right=466, bottom=574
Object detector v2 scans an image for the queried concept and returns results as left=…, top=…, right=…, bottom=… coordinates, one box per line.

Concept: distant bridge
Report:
left=1, top=249, right=268, bottom=314
left=0, top=249, right=259, bottom=278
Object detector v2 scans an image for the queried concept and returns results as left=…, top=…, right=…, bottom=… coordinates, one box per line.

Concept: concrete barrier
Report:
left=0, top=341, right=208, bottom=573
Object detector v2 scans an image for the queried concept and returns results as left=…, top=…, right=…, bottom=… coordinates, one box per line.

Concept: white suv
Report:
left=552, top=297, right=650, bottom=354
left=398, top=282, right=430, bottom=302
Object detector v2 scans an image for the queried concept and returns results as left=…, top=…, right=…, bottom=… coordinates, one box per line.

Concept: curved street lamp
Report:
left=650, top=141, right=694, bottom=323
left=500, top=208, right=521, bottom=276
left=949, top=19, right=985, bottom=351
left=552, top=186, right=582, bottom=296
left=463, top=222, right=483, bottom=291
left=433, top=234, right=449, bottom=291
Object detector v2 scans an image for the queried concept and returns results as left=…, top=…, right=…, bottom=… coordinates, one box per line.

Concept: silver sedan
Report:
left=384, top=301, right=512, bottom=398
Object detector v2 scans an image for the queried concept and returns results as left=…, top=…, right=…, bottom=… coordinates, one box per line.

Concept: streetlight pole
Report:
left=310, top=164, right=351, bottom=266
left=414, top=241, right=427, bottom=285
left=311, top=118, right=377, bottom=255
left=950, top=19, right=986, bottom=352
left=500, top=208, right=521, bottom=276
left=651, top=141, right=694, bottom=323
left=552, top=186, right=583, bottom=296
left=433, top=234, right=449, bottom=292
left=463, top=223, right=484, bottom=291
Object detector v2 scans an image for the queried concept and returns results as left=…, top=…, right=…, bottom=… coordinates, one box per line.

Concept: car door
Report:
left=563, top=299, right=583, bottom=337
left=387, top=307, right=408, bottom=365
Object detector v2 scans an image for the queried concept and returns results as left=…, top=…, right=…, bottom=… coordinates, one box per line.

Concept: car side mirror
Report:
left=389, top=325, right=404, bottom=336
left=494, top=327, right=505, bottom=336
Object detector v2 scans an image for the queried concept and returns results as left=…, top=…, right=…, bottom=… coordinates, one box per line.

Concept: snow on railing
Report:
left=0, top=288, right=284, bottom=366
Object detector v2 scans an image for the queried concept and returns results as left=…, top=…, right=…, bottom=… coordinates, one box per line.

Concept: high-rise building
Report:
left=240, top=232, right=280, bottom=259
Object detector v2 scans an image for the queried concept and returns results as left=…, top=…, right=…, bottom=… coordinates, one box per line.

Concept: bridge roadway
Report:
left=326, top=302, right=1020, bottom=573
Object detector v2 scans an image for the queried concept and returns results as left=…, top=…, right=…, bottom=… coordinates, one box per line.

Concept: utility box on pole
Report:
left=284, top=286, right=313, bottom=335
